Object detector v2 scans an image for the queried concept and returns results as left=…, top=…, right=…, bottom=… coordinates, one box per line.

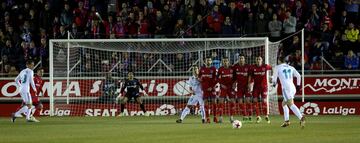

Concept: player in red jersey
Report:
left=250, top=56, right=272, bottom=123
left=232, top=54, right=252, bottom=122
left=198, top=56, right=217, bottom=123
left=12, top=68, right=44, bottom=122
left=217, top=57, right=233, bottom=123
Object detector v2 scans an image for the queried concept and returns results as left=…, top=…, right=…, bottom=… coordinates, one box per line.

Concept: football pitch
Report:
left=1, top=115, right=359, bottom=143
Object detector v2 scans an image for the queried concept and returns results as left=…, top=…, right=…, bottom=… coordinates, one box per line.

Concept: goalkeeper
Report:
left=116, top=71, right=149, bottom=116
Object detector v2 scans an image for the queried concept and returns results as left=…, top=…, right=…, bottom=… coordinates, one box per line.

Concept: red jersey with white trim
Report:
left=251, top=64, right=272, bottom=87
left=232, top=64, right=251, bottom=88
left=217, top=66, right=233, bottom=89
left=30, top=75, right=44, bottom=96
left=198, top=66, right=217, bottom=90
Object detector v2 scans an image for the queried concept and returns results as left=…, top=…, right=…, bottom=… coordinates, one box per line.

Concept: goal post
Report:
left=49, top=37, right=286, bottom=117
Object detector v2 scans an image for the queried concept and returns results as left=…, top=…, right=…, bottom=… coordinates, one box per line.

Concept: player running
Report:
left=250, top=56, right=272, bottom=123
left=217, top=57, right=233, bottom=123
left=232, top=54, right=252, bottom=122
left=176, top=66, right=206, bottom=123
left=12, top=68, right=44, bottom=122
left=116, top=71, right=149, bottom=116
left=272, top=56, right=305, bottom=128
left=199, top=56, right=217, bottom=123
left=13, top=60, right=37, bottom=122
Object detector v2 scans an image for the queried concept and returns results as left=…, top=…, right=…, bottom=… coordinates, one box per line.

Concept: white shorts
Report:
left=20, top=92, right=32, bottom=105
left=282, top=88, right=295, bottom=102
left=187, top=95, right=204, bottom=106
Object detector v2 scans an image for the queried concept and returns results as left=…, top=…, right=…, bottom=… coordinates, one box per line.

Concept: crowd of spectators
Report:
left=0, top=0, right=359, bottom=76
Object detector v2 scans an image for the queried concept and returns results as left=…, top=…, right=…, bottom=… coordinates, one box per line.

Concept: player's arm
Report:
left=137, top=79, right=147, bottom=96
left=293, top=67, right=301, bottom=91
left=247, top=66, right=253, bottom=91
left=14, top=72, right=22, bottom=87
left=212, top=67, right=218, bottom=88
left=217, top=68, right=226, bottom=89
left=271, top=66, right=279, bottom=87
left=30, top=71, right=37, bottom=93
left=187, top=77, right=195, bottom=94
left=36, top=77, right=44, bottom=96
left=198, top=67, right=202, bottom=82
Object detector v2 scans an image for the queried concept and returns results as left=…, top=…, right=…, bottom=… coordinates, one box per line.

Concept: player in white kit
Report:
left=14, top=60, right=37, bottom=122
left=272, top=57, right=305, bottom=128
left=176, top=66, right=206, bottom=123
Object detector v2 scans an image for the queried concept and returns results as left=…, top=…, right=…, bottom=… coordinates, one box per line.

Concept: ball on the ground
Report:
left=232, top=120, right=242, bottom=129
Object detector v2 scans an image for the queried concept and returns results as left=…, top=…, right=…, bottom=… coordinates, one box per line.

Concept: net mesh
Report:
left=50, top=38, right=280, bottom=116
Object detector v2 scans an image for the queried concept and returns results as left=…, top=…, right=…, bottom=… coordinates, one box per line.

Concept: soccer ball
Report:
left=232, top=120, right=242, bottom=129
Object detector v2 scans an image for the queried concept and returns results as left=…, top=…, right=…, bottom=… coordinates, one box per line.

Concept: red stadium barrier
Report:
left=1, top=76, right=360, bottom=98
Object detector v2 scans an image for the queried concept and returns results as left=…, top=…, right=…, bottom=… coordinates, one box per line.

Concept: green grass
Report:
left=1, top=115, right=359, bottom=143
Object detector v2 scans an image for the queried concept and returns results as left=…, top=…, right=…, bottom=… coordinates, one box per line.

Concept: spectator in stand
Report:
left=344, top=0, right=359, bottom=22
left=113, top=15, right=125, bottom=38
left=138, top=11, right=149, bottom=38
left=306, top=4, right=321, bottom=31
left=294, top=0, right=306, bottom=30
left=154, top=11, right=166, bottom=38
left=222, top=16, right=235, bottom=37
left=255, top=13, right=268, bottom=37
left=60, top=3, right=73, bottom=28
left=39, top=38, right=48, bottom=68
left=337, top=10, right=349, bottom=31
left=1, top=40, right=14, bottom=64
left=126, top=12, right=139, bottom=38
left=174, top=19, right=186, bottom=37
left=283, top=10, right=296, bottom=36
left=73, top=1, right=88, bottom=30
left=268, top=14, right=282, bottom=41
left=243, top=12, right=255, bottom=36
left=193, top=15, right=206, bottom=38
left=226, top=2, right=241, bottom=34
left=207, top=5, right=224, bottom=36
left=344, top=50, right=359, bottom=70
left=344, top=22, right=359, bottom=53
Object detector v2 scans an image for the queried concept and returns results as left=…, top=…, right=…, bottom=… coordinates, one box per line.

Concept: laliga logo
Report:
left=156, top=104, right=176, bottom=115
left=300, top=102, right=320, bottom=116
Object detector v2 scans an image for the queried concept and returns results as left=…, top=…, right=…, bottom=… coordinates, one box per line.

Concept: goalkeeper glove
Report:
left=296, top=85, right=301, bottom=91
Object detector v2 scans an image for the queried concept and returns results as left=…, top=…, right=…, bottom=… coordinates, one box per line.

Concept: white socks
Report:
left=199, top=105, right=205, bottom=120
left=290, top=104, right=303, bottom=120
left=15, top=106, right=28, bottom=117
left=282, top=105, right=289, bottom=121
left=180, top=107, right=190, bottom=120
left=26, top=106, right=35, bottom=120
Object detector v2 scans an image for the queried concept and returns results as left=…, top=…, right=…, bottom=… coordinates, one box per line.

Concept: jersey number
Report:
left=282, top=69, right=292, bottom=79
left=22, top=74, right=27, bottom=83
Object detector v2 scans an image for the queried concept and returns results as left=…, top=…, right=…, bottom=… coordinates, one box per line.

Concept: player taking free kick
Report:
left=272, top=56, right=305, bottom=128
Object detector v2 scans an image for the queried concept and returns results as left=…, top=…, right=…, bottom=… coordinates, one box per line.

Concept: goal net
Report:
left=49, top=38, right=282, bottom=117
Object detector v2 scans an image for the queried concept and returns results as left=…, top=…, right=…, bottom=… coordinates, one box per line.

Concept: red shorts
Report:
left=252, top=86, right=268, bottom=99
left=29, top=96, right=41, bottom=106
left=237, top=87, right=251, bottom=97
left=219, top=88, right=232, bottom=97
left=203, top=89, right=216, bottom=99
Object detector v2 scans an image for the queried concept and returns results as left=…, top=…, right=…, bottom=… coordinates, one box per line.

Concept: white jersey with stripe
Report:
left=188, top=76, right=203, bottom=97
left=272, top=63, right=301, bottom=91
left=15, top=68, right=36, bottom=93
